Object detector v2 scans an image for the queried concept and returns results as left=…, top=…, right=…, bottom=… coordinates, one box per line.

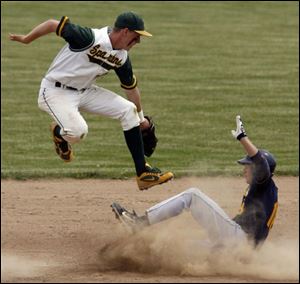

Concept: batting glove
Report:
left=231, top=115, right=247, bottom=140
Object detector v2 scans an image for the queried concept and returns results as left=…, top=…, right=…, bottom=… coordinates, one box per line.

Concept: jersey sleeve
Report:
left=114, top=56, right=137, bottom=90
left=56, top=16, right=95, bottom=51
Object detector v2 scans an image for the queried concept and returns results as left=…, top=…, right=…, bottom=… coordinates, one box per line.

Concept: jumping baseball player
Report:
left=9, top=11, right=174, bottom=190
left=112, top=115, right=279, bottom=247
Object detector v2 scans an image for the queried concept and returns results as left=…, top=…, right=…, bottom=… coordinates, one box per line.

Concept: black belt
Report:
left=55, top=81, right=85, bottom=91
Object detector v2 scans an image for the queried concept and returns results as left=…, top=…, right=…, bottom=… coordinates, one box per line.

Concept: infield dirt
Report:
left=1, top=176, right=299, bottom=283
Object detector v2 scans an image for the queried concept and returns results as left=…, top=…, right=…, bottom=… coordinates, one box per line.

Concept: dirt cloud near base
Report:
left=98, top=217, right=299, bottom=281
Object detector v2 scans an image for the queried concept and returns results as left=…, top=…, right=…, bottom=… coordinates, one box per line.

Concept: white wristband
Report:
left=138, top=110, right=145, bottom=123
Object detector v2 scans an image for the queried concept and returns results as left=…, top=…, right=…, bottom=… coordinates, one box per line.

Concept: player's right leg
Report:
left=145, top=188, right=247, bottom=245
left=38, top=79, right=88, bottom=162
left=113, top=188, right=247, bottom=245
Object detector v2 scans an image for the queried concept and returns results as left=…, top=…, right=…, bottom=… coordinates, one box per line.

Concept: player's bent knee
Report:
left=173, top=189, right=199, bottom=209
left=120, top=102, right=140, bottom=131
left=182, top=188, right=206, bottom=204
left=185, top=187, right=202, bottom=195
left=64, top=125, right=88, bottom=144
left=66, top=133, right=87, bottom=143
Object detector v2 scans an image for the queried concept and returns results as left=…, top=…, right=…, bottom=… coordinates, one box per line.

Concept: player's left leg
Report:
left=79, top=84, right=145, bottom=169
left=79, top=85, right=173, bottom=189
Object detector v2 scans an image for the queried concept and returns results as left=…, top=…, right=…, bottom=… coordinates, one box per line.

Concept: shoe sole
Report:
left=139, top=174, right=174, bottom=191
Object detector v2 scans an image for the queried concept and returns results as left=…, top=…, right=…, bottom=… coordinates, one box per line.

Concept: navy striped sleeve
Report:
left=114, top=56, right=137, bottom=90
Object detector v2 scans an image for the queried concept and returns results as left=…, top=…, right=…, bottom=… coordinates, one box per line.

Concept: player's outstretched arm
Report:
left=231, top=115, right=258, bottom=157
left=9, top=19, right=59, bottom=44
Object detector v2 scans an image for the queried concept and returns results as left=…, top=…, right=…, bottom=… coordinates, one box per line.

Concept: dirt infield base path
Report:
left=1, top=177, right=299, bottom=283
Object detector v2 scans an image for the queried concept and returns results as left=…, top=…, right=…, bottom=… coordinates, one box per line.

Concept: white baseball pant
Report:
left=38, top=78, right=140, bottom=143
left=146, top=188, right=247, bottom=245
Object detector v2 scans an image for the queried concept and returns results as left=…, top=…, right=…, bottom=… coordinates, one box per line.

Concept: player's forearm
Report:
left=239, top=137, right=258, bottom=158
left=9, top=19, right=59, bottom=44
left=124, top=87, right=142, bottom=112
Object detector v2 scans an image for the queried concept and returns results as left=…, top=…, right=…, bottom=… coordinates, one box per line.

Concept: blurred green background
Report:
left=1, top=1, right=299, bottom=179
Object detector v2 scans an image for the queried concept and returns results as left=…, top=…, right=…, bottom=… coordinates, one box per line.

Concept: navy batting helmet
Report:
left=237, top=149, right=276, bottom=174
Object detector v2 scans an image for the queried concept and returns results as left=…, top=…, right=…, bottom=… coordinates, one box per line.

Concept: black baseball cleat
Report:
left=136, top=163, right=174, bottom=190
left=111, top=202, right=148, bottom=232
left=50, top=122, right=73, bottom=162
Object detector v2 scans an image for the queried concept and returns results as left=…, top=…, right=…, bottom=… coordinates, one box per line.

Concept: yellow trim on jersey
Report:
left=238, top=186, right=250, bottom=214
left=121, top=75, right=137, bottom=90
left=267, top=202, right=278, bottom=229
left=58, top=16, right=69, bottom=37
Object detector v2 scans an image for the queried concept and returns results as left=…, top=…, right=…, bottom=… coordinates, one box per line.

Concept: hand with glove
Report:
left=231, top=115, right=247, bottom=140
left=231, top=115, right=258, bottom=158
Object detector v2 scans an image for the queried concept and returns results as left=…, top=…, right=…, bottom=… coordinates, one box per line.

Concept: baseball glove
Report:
left=142, top=116, right=158, bottom=157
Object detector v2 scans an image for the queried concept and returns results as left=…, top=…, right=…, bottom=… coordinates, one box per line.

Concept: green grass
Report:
left=1, top=1, right=299, bottom=179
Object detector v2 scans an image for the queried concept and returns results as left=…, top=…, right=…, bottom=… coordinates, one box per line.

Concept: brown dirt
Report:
left=1, top=176, right=299, bottom=283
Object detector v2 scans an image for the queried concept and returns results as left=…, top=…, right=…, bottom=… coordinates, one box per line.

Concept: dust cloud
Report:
left=1, top=253, right=53, bottom=282
left=98, top=215, right=299, bottom=281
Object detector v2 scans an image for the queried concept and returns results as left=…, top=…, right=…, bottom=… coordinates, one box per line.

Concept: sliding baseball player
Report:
left=112, top=115, right=279, bottom=247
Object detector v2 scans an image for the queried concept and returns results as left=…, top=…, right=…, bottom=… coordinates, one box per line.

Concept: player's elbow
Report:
left=47, top=19, right=60, bottom=33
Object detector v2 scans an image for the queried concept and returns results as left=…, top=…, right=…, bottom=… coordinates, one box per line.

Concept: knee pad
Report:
left=120, top=102, right=140, bottom=131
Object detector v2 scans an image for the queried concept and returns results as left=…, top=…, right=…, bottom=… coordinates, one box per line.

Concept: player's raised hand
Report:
left=231, top=115, right=247, bottom=140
